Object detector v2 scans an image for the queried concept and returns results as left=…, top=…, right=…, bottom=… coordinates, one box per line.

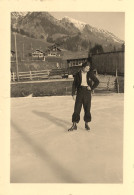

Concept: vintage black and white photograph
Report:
left=10, top=11, right=124, bottom=183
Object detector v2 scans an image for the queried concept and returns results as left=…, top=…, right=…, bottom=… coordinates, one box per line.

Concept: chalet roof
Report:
left=46, top=47, right=61, bottom=52
left=92, top=50, right=124, bottom=56
left=62, top=50, right=88, bottom=60
left=32, top=49, right=44, bottom=53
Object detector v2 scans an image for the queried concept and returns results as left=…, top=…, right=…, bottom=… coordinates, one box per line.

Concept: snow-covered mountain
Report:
left=11, top=12, right=28, bottom=28
left=11, top=12, right=28, bottom=19
left=11, top=12, right=124, bottom=52
left=61, top=16, right=86, bottom=31
left=60, top=15, right=124, bottom=45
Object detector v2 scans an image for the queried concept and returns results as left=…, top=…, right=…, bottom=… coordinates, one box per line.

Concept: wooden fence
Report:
left=11, top=69, right=68, bottom=81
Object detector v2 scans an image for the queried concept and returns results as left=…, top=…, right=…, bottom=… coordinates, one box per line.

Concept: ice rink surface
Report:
left=11, top=94, right=124, bottom=183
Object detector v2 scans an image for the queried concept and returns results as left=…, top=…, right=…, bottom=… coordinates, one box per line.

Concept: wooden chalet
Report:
left=62, top=51, right=89, bottom=75
left=32, top=49, right=44, bottom=59
left=45, top=44, right=62, bottom=57
left=67, top=57, right=87, bottom=67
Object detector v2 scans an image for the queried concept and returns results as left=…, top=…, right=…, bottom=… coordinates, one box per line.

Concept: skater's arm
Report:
left=72, top=95, right=76, bottom=100
left=90, top=71, right=99, bottom=91
left=72, top=75, right=77, bottom=96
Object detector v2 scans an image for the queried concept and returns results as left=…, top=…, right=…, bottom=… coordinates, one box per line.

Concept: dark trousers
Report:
left=72, top=86, right=92, bottom=123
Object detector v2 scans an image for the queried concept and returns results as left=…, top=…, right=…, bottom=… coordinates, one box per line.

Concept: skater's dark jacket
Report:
left=72, top=70, right=99, bottom=96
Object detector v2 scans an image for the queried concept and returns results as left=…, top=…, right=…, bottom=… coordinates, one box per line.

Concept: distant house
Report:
left=63, top=51, right=88, bottom=65
left=67, top=57, right=87, bottom=67
left=67, top=57, right=88, bottom=75
left=45, top=44, right=62, bottom=57
left=64, top=52, right=88, bottom=67
left=32, top=49, right=44, bottom=59
left=62, top=51, right=89, bottom=75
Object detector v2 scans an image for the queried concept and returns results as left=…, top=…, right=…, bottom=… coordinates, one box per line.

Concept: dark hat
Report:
left=82, top=61, right=90, bottom=68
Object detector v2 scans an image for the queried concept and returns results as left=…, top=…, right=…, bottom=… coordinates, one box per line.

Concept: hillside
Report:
left=11, top=32, right=89, bottom=60
left=11, top=32, right=52, bottom=58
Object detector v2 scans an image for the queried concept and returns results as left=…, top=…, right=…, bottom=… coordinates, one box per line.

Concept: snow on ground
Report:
left=10, top=94, right=124, bottom=183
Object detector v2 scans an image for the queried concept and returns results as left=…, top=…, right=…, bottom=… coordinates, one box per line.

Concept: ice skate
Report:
left=85, top=123, right=90, bottom=131
left=68, top=123, right=77, bottom=131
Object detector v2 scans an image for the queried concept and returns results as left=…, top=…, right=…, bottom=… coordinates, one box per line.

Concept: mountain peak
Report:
left=11, top=12, right=28, bottom=18
left=61, top=16, right=86, bottom=30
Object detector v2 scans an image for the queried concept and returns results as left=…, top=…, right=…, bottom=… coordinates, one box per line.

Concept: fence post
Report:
left=107, top=79, right=110, bottom=91
left=117, top=77, right=119, bottom=93
left=107, top=77, right=111, bottom=91
left=30, top=71, right=32, bottom=80
left=14, top=33, right=19, bottom=81
left=116, top=67, right=118, bottom=78
left=13, top=72, right=15, bottom=82
left=47, top=70, right=50, bottom=79
left=115, top=62, right=120, bottom=93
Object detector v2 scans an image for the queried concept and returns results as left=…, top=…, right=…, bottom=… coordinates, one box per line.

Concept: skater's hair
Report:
left=82, top=61, right=91, bottom=68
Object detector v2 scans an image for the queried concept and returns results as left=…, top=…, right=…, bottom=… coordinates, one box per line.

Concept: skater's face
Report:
left=83, top=64, right=90, bottom=72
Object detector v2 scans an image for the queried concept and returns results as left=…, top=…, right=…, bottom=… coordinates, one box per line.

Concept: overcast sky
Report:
left=50, top=12, right=125, bottom=41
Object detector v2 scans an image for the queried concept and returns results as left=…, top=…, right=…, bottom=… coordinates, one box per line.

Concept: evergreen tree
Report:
left=113, top=46, right=116, bottom=51
left=89, top=44, right=104, bottom=54
left=121, top=43, right=125, bottom=51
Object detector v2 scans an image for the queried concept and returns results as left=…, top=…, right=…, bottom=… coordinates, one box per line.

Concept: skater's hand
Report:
left=87, top=86, right=91, bottom=90
left=91, top=90, right=94, bottom=97
left=72, top=95, right=76, bottom=100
